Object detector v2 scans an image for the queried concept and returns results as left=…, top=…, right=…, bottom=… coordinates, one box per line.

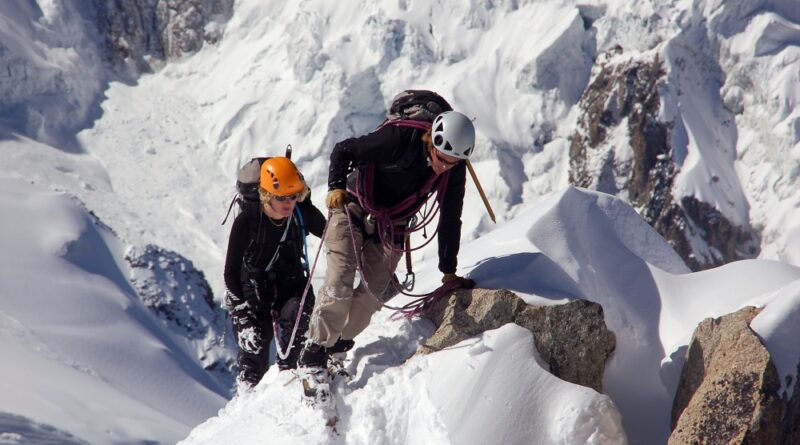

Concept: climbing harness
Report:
left=342, top=205, right=465, bottom=319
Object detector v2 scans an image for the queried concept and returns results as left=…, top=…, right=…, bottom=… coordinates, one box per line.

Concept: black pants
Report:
left=231, top=280, right=315, bottom=386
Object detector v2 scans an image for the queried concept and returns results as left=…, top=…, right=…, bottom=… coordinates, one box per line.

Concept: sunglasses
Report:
left=273, top=193, right=300, bottom=202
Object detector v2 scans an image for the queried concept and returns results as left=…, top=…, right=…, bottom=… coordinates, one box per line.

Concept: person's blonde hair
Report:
left=258, top=185, right=310, bottom=205
left=421, top=128, right=433, bottom=147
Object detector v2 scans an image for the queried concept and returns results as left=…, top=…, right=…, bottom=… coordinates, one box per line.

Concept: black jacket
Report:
left=224, top=199, right=326, bottom=304
left=328, top=124, right=466, bottom=273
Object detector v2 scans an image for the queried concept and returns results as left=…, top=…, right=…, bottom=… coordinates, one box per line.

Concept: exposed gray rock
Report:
left=569, top=53, right=760, bottom=271
left=93, top=0, right=233, bottom=74
left=126, top=244, right=235, bottom=389
left=516, top=298, right=615, bottom=394
left=669, top=306, right=797, bottom=445
left=786, top=360, right=800, bottom=444
left=0, top=1, right=233, bottom=144
left=0, top=411, right=90, bottom=445
left=419, top=288, right=615, bottom=393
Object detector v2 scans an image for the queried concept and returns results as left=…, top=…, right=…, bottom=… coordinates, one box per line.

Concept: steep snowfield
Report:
left=0, top=176, right=228, bottom=444
left=2, top=0, right=800, bottom=444
left=52, top=0, right=800, bottom=284
left=722, top=5, right=800, bottom=264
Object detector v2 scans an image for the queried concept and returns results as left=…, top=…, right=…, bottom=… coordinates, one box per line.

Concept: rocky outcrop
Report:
left=0, top=412, right=89, bottom=445
left=126, top=244, right=235, bottom=387
left=0, top=1, right=233, bottom=144
left=669, top=306, right=800, bottom=444
left=419, top=288, right=615, bottom=393
left=786, top=360, right=800, bottom=444
left=93, top=0, right=233, bottom=73
left=569, top=53, right=760, bottom=271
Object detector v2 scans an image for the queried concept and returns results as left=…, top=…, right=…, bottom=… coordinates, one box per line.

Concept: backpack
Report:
left=382, top=89, right=453, bottom=125
left=221, top=157, right=268, bottom=225
left=360, top=90, right=454, bottom=177
left=222, top=146, right=297, bottom=225
left=221, top=151, right=310, bottom=273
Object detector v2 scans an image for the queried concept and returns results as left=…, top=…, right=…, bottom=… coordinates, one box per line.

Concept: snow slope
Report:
left=181, top=187, right=800, bottom=445
left=0, top=174, right=228, bottom=444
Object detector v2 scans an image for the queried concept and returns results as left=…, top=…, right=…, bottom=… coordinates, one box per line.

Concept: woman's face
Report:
left=427, top=141, right=463, bottom=175
left=265, top=193, right=299, bottom=219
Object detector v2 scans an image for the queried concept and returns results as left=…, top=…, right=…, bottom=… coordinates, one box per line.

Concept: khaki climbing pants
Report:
left=308, top=203, right=402, bottom=348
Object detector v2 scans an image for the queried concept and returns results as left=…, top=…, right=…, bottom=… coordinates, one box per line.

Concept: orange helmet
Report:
left=260, top=157, right=305, bottom=196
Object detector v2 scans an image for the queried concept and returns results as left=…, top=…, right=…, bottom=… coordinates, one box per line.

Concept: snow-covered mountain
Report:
left=2, top=0, right=799, bottom=444
left=0, top=175, right=231, bottom=444
left=180, top=186, right=800, bottom=445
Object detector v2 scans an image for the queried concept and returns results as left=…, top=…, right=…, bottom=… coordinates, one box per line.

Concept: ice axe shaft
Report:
left=465, top=160, right=496, bottom=223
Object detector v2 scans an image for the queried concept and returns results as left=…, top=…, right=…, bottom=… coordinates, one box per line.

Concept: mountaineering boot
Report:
left=235, top=377, right=256, bottom=396
left=235, top=366, right=264, bottom=394
left=326, top=339, right=355, bottom=380
left=326, top=338, right=355, bottom=355
left=326, top=355, right=351, bottom=381
left=299, top=342, right=342, bottom=431
left=298, top=342, right=332, bottom=407
left=299, top=366, right=332, bottom=407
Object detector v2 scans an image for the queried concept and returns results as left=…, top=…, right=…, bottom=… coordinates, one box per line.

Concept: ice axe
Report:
left=465, top=160, right=496, bottom=223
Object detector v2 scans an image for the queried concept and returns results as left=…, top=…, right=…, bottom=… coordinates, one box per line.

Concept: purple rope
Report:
left=349, top=165, right=451, bottom=255
left=336, top=118, right=463, bottom=317
left=272, top=215, right=331, bottom=360
left=343, top=205, right=464, bottom=318
left=379, top=119, right=433, bottom=132
left=391, top=279, right=464, bottom=319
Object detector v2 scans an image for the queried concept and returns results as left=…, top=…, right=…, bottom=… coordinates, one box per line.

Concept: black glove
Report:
left=442, top=273, right=476, bottom=289
left=223, top=290, right=243, bottom=312
left=231, top=306, right=264, bottom=354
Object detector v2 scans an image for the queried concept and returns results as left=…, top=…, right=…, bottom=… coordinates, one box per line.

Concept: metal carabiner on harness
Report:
left=402, top=271, right=415, bottom=291
left=401, top=234, right=415, bottom=291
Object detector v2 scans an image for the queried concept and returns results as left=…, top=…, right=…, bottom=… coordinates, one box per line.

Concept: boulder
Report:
left=419, top=288, right=615, bottom=393
left=669, top=306, right=789, bottom=444
left=786, top=360, right=800, bottom=443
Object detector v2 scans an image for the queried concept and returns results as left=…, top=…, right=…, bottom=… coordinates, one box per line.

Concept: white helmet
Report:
left=431, top=111, right=475, bottom=160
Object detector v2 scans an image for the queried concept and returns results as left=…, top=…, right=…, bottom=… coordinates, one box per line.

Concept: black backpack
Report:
left=382, top=89, right=453, bottom=125
left=362, top=90, right=453, bottom=176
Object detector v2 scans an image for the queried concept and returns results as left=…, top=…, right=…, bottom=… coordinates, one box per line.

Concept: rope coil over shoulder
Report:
left=340, top=119, right=466, bottom=315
